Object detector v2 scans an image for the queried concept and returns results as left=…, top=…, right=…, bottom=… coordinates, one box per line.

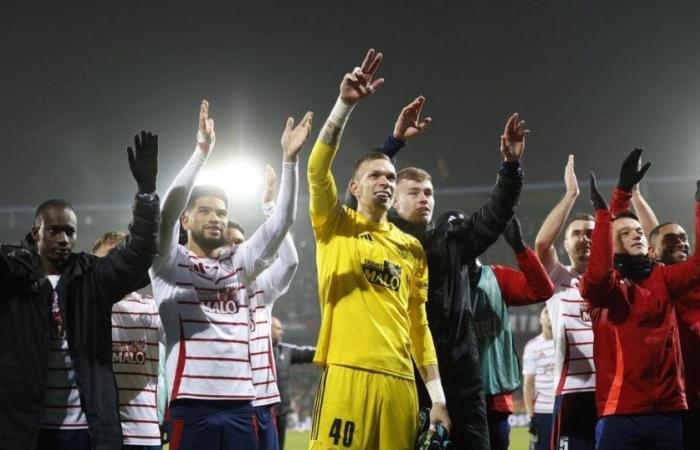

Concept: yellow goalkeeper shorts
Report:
left=309, top=364, right=419, bottom=450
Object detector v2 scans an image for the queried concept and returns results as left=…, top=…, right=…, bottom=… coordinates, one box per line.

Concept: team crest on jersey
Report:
left=195, top=285, right=243, bottom=314
left=220, top=257, right=234, bottom=273
left=139, top=313, right=156, bottom=328
left=112, top=339, right=147, bottom=365
left=362, top=259, right=402, bottom=291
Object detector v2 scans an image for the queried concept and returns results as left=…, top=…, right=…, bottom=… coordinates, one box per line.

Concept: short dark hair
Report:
left=92, top=231, right=127, bottom=254
left=351, top=152, right=391, bottom=180
left=186, top=185, right=228, bottom=211
left=227, top=221, right=245, bottom=234
left=614, top=211, right=639, bottom=222
left=34, top=199, right=74, bottom=226
left=649, top=222, right=676, bottom=247
left=568, top=212, right=595, bottom=225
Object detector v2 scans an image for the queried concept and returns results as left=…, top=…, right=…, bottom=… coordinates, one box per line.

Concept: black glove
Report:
left=503, top=216, right=527, bottom=253
left=617, top=147, right=651, bottom=192
left=696, top=180, right=700, bottom=203
left=528, top=417, right=539, bottom=436
left=590, top=172, right=608, bottom=211
left=127, top=130, right=159, bottom=194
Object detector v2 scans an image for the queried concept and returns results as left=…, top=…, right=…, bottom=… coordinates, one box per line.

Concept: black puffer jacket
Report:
left=390, top=162, right=522, bottom=450
left=0, top=193, right=159, bottom=450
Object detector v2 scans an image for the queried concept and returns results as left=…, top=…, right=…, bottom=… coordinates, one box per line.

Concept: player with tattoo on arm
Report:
left=150, top=100, right=311, bottom=450
left=307, top=49, right=449, bottom=450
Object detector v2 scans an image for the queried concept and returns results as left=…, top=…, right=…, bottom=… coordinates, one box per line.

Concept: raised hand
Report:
left=565, top=154, right=579, bottom=196
left=393, top=96, right=432, bottom=141
left=590, top=172, right=608, bottom=211
left=197, top=100, right=216, bottom=154
left=281, top=111, right=313, bottom=162
left=503, top=216, right=527, bottom=253
left=339, top=49, right=385, bottom=105
left=500, top=113, right=530, bottom=162
left=127, top=130, right=158, bottom=194
left=618, top=148, right=651, bottom=192
left=261, top=164, right=278, bottom=205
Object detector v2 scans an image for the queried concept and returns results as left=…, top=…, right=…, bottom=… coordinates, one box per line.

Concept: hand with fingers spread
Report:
left=500, top=113, right=530, bottom=162
left=590, top=172, right=608, bottom=211
left=197, top=100, right=216, bottom=154
left=503, top=216, right=527, bottom=253
left=339, top=48, right=385, bottom=105
left=618, top=148, right=651, bottom=192
left=393, top=96, right=432, bottom=141
left=127, top=130, right=158, bottom=194
left=261, top=164, right=278, bottom=205
left=565, top=154, right=579, bottom=197
left=281, top=111, right=314, bottom=162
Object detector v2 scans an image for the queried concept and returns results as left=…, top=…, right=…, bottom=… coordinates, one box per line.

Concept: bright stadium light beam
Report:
left=196, top=157, right=263, bottom=204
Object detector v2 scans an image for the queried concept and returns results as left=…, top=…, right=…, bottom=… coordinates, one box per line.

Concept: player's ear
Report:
left=180, top=213, right=190, bottom=231
left=348, top=179, right=360, bottom=198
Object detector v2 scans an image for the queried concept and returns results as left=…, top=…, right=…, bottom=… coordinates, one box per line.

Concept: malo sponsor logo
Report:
left=580, top=306, right=591, bottom=322
left=196, top=285, right=243, bottom=313
left=362, top=259, right=402, bottom=291
left=113, top=339, right=146, bottom=365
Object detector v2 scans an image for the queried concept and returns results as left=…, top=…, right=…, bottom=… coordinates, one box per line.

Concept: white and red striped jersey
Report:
left=546, top=263, right=596, bottom=395
left=151, top=246, right=256, bottom=402
left=42, top=275, right=88, bottom=430
left=522, top=333, right=555, bottom=414
left=151, top=146, right=298, bottom=405
left=249, top=298, right=279, bottom=407
left=111, top=292, right=161, bottom=446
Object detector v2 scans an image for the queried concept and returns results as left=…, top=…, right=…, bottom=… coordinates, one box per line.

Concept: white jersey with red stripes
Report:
left=546, top=263, right=596, bottom=395
left=42, top=275, right=88, bottom=430
left=150, top=245, right=256, bottom=402
left=248, top=294, right=279, bottom=407
left=111, top=292, right=161, bottom=445
left=522, top=333, right=556, bottom=413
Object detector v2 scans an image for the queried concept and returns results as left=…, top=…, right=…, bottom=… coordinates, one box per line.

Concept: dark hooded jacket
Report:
left=389, top=162, right=522, bottom=449
left=0, top=193, right=159, bottom=450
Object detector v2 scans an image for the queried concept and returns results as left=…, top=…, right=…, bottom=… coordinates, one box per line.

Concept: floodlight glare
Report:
left=196, top=158, right=263, bottom=202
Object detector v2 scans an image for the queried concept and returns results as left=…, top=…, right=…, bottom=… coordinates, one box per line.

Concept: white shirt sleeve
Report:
left=234, top=161, right=298, bottom=285
left=152, top=148, right=208, bottom=272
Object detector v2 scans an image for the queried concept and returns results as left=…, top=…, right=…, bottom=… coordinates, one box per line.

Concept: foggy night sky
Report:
left=2, top=1, right=700, bottom=209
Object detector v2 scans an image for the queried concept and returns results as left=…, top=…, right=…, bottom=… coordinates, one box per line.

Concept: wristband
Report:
left=328, top=97, right=355, bottom=128
left=425, top=379, right=446, bottom=405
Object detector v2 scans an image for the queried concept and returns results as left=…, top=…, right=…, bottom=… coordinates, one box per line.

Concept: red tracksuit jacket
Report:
left=580, top=196, right=700, bottom=417
left=486, top=246, right=555, bottom=413
left=610, top=188, right=700, bottom=412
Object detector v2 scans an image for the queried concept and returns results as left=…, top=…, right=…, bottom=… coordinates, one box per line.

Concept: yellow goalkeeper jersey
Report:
left=307, top=139, right=437, bottom=380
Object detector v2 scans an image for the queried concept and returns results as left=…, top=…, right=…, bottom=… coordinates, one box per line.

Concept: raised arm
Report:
left=98, top=130, right=160, bottom=300
left=288, top=343, right=317, bottom=364
left=631, top=184, right=659, bottom=235
left=154, top=101, right=215, bottom=269
left=252, top=166, right=299, bottom=305
left=234, top=113, right=310, bottom=284
left=535, top=155, right=579, bottom=272
left=579, top=173, right=619, bottom=307
left=496, top=217, right=555, bottom=306
left=459, top=113, right=526, bottom=259
left=309, top=49, right=385, bottom=227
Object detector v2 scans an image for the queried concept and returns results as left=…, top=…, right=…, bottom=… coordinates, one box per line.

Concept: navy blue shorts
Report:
left=530, top=413, right=552, bottom=450
left=552, top=392, right=597, bottom=450
left=168, top=400, right=258, bottom=450
left=595, top=412, right=682, bottom=450
left=254, top=405, right=279, bottom=450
